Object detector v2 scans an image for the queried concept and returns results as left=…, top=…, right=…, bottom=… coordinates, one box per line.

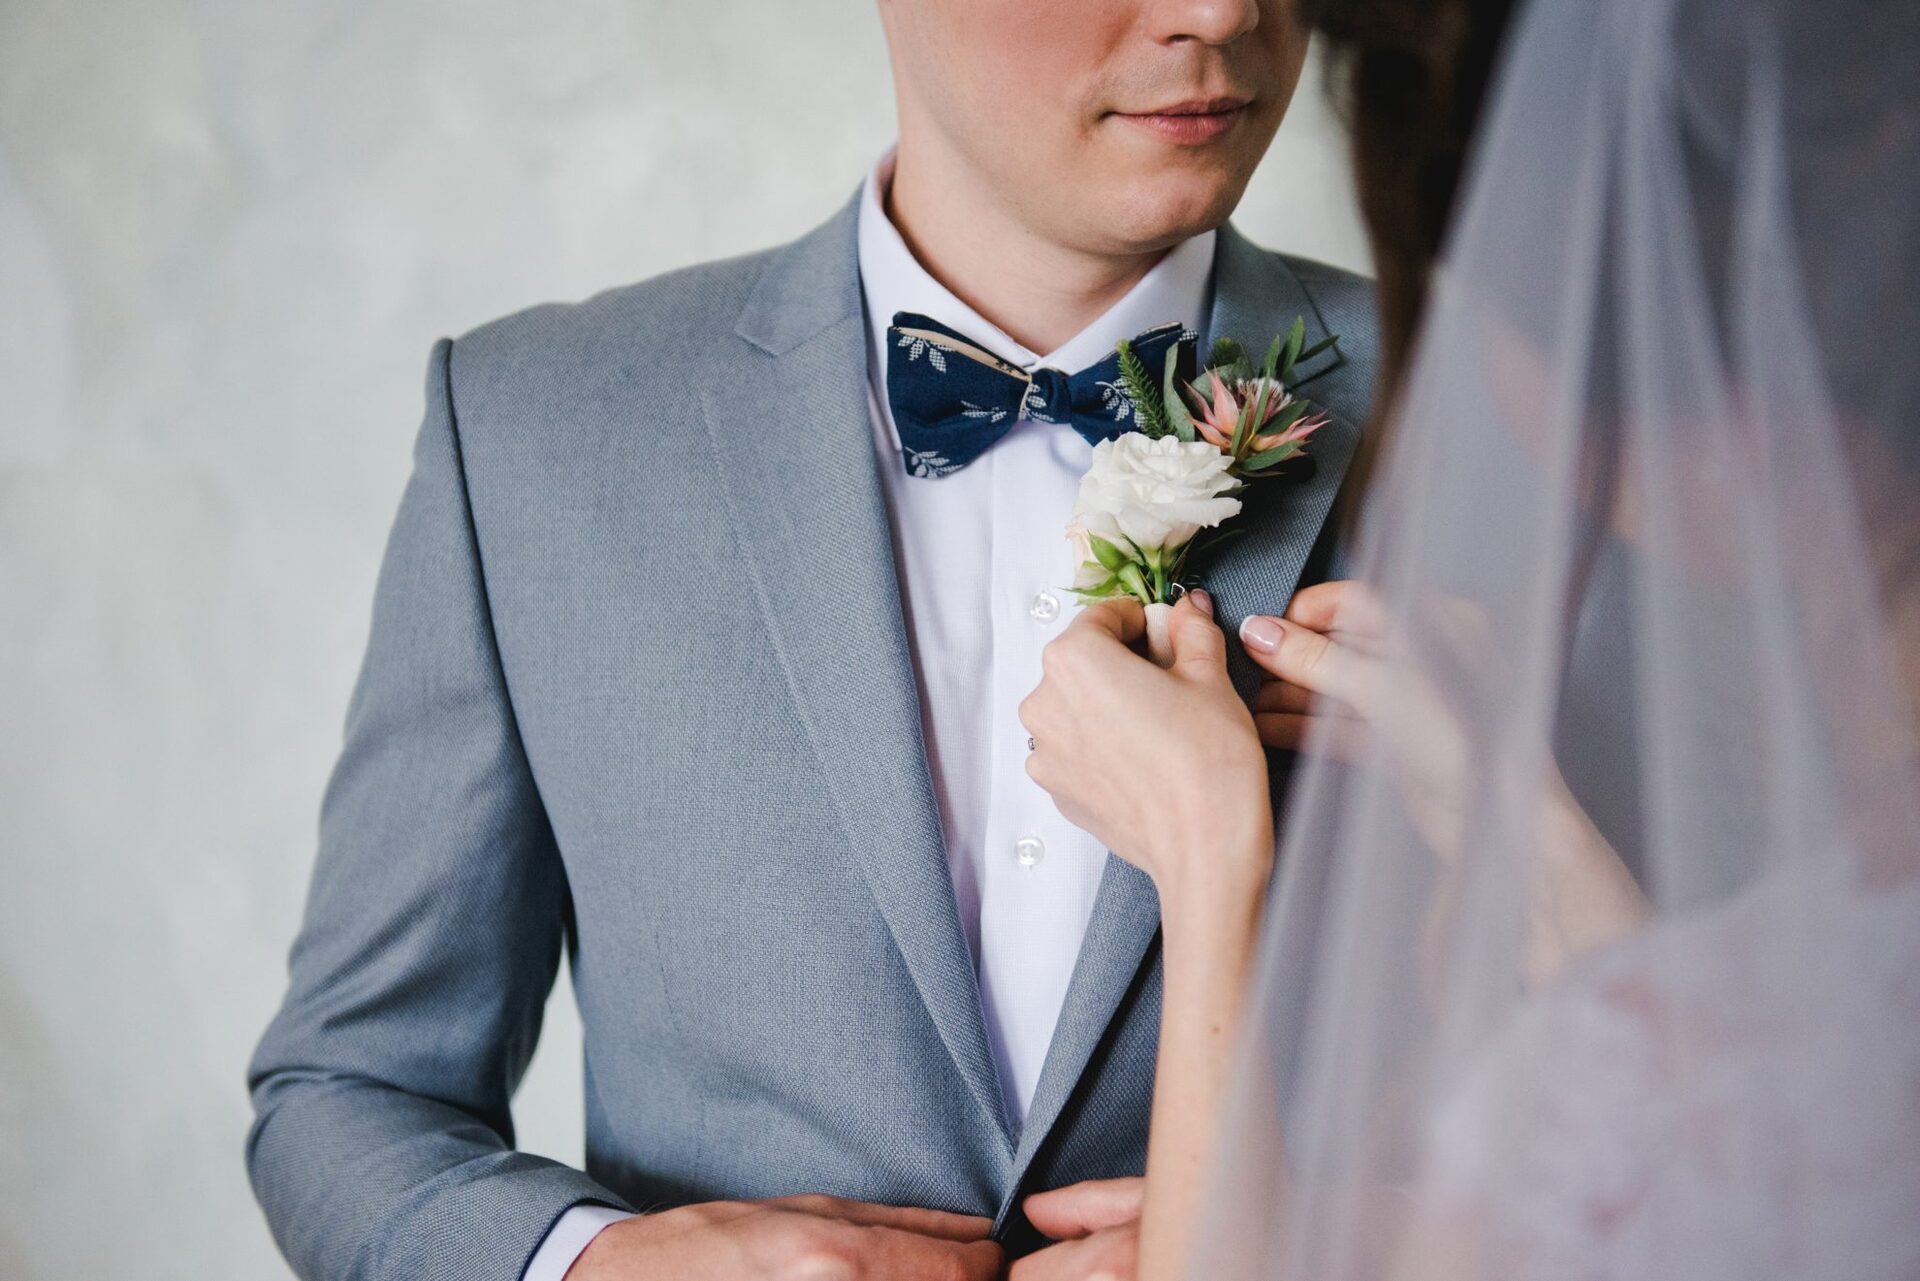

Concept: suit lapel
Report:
left=1002, top=226, right=1361, bottom=1198
left=1000, top=856, right=1161, bottom=1204
left=700, top=195, right=1015, bottom=1154
left=1203, top=225, right=1363, bottom=700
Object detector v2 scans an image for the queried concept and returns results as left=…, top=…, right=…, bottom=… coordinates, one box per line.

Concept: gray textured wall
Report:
left=0, top=2, right=1365, bottom=1276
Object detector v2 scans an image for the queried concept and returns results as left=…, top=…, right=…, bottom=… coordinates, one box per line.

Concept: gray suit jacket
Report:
left=246, top=190, right=1378, bottom=1280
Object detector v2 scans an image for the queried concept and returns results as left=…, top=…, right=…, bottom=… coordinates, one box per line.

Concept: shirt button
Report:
left=1015, top=836, right=1046, bottom=868
left=1028, top=590, right=1061, bottom=622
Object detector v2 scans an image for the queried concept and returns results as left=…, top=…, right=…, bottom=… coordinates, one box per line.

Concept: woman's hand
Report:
left=1018, top=589, right=1274, bottom=905
left=1023, top=589, right=1279, bottom=1281
left=1240, top=580, right=1650, bottom=988
left=1243, top=580, right=1472, bottom=859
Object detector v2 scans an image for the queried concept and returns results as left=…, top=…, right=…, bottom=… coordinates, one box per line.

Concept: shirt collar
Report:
left=857, top=149, right=1217, bottom=450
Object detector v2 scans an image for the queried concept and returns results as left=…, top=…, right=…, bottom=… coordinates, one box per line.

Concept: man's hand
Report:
left=565, top=1195, right=1003, bottom=1280
left=1010, top=1178, right=1145, bottom=1281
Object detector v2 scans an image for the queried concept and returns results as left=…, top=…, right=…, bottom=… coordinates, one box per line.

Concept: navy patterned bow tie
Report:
left=885, top=311, right=1196, bottom=478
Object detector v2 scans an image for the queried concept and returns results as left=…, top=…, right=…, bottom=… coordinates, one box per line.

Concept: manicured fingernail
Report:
left=1239, top=615, right=1283, bottom=652
left=1189, top=588, right=1214, bottom=617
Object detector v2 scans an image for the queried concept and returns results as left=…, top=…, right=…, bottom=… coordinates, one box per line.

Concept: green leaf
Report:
left=1267, top=396, right=1316, bottom=433
left=1117, top=563, right=1154, bottom=604
left=1070, top=573, right=1123, bottom=601
left=1186, top=525, right=1250, bottom=563
left=1240, top=441, right=1305, bottom=472
left=1230, top=396, right=1254, bottom=455
left=1178, top=529, right=1247, bottom=587
left=1205, top=336, right=1253, bottom=384
left=1087, top=534, right=1131, bottom=572
left=1208, top=336, right=1246, bottom=369
left=1263, top=332, right=1287, bottom=384
left=1297, top=332, right=1340, bottom=364
left=1283, top=316, right=1306, bottom=376
left=1234, top=369, right=1277, bottom=456
left=1116, top=338, right=1170, bottom=437
left=1163, top=345, right=1196, bottom=442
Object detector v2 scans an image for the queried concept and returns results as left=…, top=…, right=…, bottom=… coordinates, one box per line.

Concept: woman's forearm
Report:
left=1523, top=767, right=1653, bottom=988
left=1136, top=836, right=1274, bottom=1281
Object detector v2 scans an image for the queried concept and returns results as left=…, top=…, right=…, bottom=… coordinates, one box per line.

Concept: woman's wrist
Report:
left=1155, top=806, right=1274, bottom=944
left=1521, top=765, right=1653, bottom=986
left=1136, top=811, right=1274, bottom=1281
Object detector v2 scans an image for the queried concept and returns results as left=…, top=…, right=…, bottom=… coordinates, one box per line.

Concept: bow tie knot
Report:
left=1022, top=367, right=1075, bottom=424
left=886, top=311, right=1195, bottom=479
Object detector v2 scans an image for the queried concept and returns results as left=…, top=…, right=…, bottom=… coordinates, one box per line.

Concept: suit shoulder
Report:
left=1231, top=237, right=1380, bottom=429
left=1281, top=254, right=1378, bottom=390
left=1276, top=252, right=1377, bottom=324
left=445, top=243, right=785, bottom=390
left=1224, top=227, right=1378, bottom=348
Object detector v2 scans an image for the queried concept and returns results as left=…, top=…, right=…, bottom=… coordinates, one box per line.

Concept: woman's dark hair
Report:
left=1305, top=0, right=1522, bottom=405
left=1309, top=0, right=1918, bottom=516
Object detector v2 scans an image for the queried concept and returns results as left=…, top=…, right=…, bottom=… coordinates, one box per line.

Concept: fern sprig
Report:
left=1115, top=338, right=1172, bottom=438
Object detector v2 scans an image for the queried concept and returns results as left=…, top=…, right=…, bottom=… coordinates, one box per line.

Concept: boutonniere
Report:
left=1065, top=318, right=1338, bottom=661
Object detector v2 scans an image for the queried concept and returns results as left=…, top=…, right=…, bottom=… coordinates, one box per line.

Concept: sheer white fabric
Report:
left=1197, top=0, right=1920, bottom=1277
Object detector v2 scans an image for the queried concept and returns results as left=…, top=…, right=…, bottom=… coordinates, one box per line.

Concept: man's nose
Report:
left=1145, top=0, right=1263, bottom=45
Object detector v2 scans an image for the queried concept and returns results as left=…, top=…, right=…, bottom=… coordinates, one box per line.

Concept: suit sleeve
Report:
left=246, top=338, right=631, bottom=1281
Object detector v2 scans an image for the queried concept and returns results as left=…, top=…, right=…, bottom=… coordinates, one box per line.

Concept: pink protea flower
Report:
left=1249, top=404, right=1330, bottom=456
left=1184, top=373, right=1329, bottom=466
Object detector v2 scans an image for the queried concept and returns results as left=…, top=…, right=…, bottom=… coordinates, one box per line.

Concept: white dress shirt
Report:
left=524, top=154, right=1215, bottom=1280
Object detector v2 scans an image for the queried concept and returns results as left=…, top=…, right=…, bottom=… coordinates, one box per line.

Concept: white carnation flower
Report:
left=1063, top=518, right=1111, bottom=590
left=1070, top=433, right=1243, bottom=555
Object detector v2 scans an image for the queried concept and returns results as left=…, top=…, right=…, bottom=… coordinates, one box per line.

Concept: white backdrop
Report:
left=0, top=2, right=1365, bottom=1276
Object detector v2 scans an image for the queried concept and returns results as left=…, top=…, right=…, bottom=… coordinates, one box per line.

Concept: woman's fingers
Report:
left=1066, top=595, right=1145, bottom=646
left=1255, top=678, right=1360, bottom=717
left=1281, top=580, right=1346, bottom=632
left=1168, top=589, right=1229, bottom=680
left=1285, top=580, right=1393, bottom=645
left=1254, top=711, right=1373, bottom=762
left=1256, top=679, right=1311, bottom=714
left=1022, top=1177, right=1146, bottom=1240
left=1239, top=615, right=1382, bottom=719
left=1054, top=592, right=1230, bottom=686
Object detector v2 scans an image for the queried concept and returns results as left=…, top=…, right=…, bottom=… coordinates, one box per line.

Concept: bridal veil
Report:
left=1199, top=0, right=1920, bottom=1275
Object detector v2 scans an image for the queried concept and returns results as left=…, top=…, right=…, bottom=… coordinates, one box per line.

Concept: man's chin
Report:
left=1078, top=179, right=1248, bottom=254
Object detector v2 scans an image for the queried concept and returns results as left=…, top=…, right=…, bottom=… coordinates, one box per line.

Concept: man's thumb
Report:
left=1023, top=1177, right=1146, bottom=1240
left=1169, top=589, right=1228, bottom=679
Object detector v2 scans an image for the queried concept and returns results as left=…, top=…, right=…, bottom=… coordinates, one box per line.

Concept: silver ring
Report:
left=1026, top=735, right=1036, bottom=752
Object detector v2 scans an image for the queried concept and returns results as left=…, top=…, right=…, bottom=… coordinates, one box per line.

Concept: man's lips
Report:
left=1110, top=97, right=1253, bottom=144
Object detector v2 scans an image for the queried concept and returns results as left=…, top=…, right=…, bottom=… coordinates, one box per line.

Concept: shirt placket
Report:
left=973, top=418, right=1107, bottom=1127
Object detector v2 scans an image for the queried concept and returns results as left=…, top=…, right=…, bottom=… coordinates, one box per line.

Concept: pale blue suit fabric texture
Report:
left=245, top=188, right=1379, bottom=1280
